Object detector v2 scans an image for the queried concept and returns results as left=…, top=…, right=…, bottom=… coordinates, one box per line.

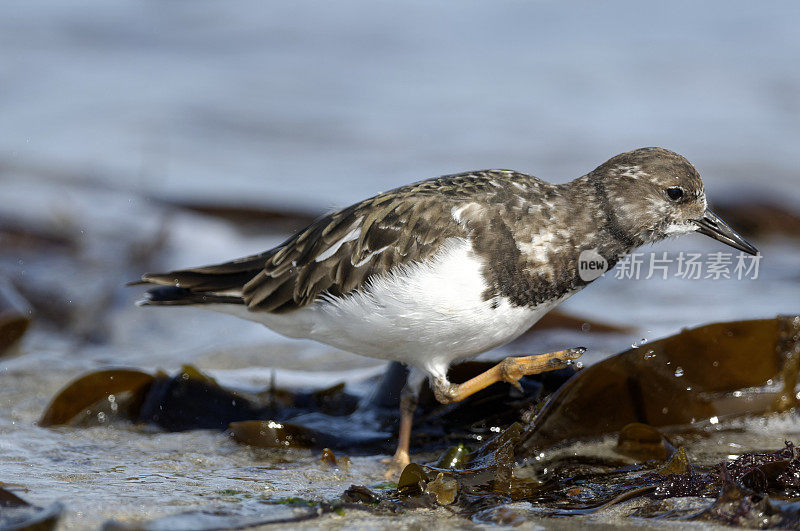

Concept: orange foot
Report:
left=383, top=448, right=410, bottom=480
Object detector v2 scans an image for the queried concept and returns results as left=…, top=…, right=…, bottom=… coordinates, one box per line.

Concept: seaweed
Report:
left=138, top=368, right=264, bottom=431
left=615, top=422, right=676, bottom=462
left=39, top=361, right=569, bottom=455
left=37, top=315, right=800, bottom=528
left=722, top=442, right=800, bottom=496
left=38, top=369, right=154, bottom=427
left=373, top=437, right=800, bottom=527
left=520, top=316, right=800, bottom=455
left=318, top=448, right=352, bottom=470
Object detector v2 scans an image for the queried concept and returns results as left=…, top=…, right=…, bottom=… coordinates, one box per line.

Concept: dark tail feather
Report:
left=138, top=286, right=244, bottom=306
left=133, top=251, right=274, bottom=306
left=140, top=270, right=258, bottom=292
left=135, top=249, right=273, bottom=288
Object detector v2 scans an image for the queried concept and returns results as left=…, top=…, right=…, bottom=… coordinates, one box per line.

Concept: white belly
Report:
left=208, top=238, right=571, bottom=380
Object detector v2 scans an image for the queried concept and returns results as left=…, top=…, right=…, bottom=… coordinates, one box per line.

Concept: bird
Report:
left=134, top=147, right=758, bottom=475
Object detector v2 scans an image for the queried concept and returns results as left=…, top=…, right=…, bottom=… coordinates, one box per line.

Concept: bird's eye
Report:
left=666, top=187, right=684, bottom=202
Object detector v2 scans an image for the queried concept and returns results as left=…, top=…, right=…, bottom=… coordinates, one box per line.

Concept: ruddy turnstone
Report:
left=135, top=147, right=758, bottom=474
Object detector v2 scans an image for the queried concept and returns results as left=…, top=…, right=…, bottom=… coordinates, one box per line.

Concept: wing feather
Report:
left=138, top=169, right=539, bottom=312
left=241, top=194, right=465, bottom=311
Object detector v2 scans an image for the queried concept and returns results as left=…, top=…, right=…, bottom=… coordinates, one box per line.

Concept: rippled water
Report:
left=1, top=1, right=799, bottom=528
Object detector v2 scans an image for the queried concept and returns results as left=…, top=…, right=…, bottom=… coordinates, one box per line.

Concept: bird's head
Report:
left=592, top=147, right=758, bottom=255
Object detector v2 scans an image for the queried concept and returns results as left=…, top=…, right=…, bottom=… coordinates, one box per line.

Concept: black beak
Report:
left=691, top=209, right=759, bottom=256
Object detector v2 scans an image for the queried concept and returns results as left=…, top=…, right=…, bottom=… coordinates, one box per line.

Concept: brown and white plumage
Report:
left=136, top=147, right=757, bottom=469
left=141, top=169, right=554, bottom=313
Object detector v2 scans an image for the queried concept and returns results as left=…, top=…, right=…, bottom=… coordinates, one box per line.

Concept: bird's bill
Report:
left=691, top=209, right=759, bottom=256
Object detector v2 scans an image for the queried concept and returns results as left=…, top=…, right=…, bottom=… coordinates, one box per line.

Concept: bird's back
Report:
left=138, top=169, right=555, bottom=313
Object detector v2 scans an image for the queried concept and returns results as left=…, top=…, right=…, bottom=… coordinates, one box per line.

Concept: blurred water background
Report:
left=1, top=1, right=799, bottom=528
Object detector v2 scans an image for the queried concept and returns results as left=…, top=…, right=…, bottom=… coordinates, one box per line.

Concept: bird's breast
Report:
left=296, top=237, right=568, bottom=365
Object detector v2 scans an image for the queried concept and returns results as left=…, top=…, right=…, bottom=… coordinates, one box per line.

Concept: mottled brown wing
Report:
left=242, top=189, right=469, bottom=312
left=140, top=170, right=522, bottom=312
left=244, top=170, right=531, bottom=312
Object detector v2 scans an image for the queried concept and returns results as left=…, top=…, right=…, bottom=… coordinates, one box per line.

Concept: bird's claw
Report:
left=383, top=450, right=411, bottom=480
left=566, top=347, right=587, bottom=359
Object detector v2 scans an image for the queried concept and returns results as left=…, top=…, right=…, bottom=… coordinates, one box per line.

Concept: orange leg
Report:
left=384, top=368, right=424, bottom=479
left=433, top=347, right=585, bottom=404
left=383, top=348, right=585, bottom=478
